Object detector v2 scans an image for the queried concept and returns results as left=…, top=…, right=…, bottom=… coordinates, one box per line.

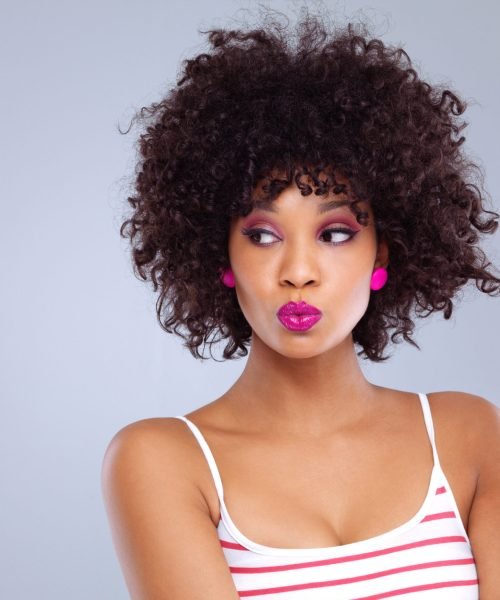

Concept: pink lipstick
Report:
left=277, top=301, right=322, bottom=332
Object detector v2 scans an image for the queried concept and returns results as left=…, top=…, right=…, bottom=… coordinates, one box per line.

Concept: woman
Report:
left=101, top=7, right=500, bottom=598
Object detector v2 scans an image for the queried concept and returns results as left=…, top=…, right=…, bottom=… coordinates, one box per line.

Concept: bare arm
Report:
left=465, top=394, right=500, bottom=598
left=101, top=419, right=240, bottom=600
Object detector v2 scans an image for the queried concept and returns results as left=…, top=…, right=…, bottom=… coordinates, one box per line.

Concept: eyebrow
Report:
left=252, top=198, right=355, bottom=214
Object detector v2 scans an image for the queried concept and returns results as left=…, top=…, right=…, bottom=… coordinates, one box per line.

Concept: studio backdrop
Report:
left=1, top=0, right=499, bottom=598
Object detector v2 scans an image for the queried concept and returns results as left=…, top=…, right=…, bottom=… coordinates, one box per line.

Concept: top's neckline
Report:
left=177, top=392, right=447, bottom=557
left=218, top=464, right=440, bottom=557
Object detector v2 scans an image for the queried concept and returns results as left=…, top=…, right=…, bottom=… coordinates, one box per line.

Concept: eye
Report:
left=320, top=227, right=357, bottom=245
left=241, top=227, right=279, bottom=246
left=241, top=226, right=357, bottom=246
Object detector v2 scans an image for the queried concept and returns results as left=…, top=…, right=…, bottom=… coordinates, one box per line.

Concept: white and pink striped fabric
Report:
left=174, top=392, right=478, bottom=598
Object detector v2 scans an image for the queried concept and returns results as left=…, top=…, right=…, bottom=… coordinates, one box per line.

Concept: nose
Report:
left=279, top=240, right=320, bottom=288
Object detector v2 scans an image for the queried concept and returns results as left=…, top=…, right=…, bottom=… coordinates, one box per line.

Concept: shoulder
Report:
left=101, top=418, right=206, bottom=508
left=427, top=389, right=499, bottom=465
left=101, top=417, right=219, bottom=521
left=102, top=417, right=194, bottom=467
left=100, top=418, right=241, bottom=598
left=101, top=415, right=211, bottom=473
left=429, top=392, right=500, bottom=593
left=426, top=389, right=498, bottom=425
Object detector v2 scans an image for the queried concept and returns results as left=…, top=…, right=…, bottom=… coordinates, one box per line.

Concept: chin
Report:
left=255, top=332, right=345, bottom=360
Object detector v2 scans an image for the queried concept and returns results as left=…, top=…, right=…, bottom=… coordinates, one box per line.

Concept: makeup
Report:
left=277, top=301, right=322, bottom=332
left=278, top=313, right=322, bottom=332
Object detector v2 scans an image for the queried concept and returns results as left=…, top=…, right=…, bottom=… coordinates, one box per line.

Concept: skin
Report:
left=179, top=170, right=482, bottom=554
left=182, top=173, right=480, bottom=552
left=222, top=171, right=390, bottom=436
left=101, top=170, right=500, bottom=597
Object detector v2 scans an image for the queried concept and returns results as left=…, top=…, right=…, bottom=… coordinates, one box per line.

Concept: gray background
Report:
left=1, top=0, right=499, bottom=598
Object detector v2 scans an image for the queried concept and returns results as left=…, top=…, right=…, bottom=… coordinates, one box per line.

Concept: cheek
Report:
left=228, top=225, right=250, bottom=269
left=320, top=251, right=373, bottom=319
left=350, top=275, right=372, bottom=310
left=233, top=270, right=271, bottom=318
left=228, top=228, right=268, bottom=287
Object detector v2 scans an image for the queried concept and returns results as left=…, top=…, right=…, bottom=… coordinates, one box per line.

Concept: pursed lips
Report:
left=277, top=301, right=322, bottom=316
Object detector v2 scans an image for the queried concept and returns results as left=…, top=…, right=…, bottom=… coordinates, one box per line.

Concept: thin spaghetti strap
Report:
left=171, top=415, right=225, bottom=504
left=417, top=392, right=441, bottom=469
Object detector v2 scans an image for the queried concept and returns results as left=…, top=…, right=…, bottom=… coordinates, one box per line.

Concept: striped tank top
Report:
left=173, top=392, right=479, bottom=598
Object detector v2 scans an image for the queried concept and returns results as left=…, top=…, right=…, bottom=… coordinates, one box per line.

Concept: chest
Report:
left=201, top=416, right=477, bottom=549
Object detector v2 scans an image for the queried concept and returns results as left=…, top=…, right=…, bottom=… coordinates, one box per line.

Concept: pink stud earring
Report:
left=370, top=267, right=388, bottom=291
left=219, top=266, right=235, bottom=288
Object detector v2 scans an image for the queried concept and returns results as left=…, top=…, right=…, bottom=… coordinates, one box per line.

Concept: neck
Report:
left=225, top=332, right=380, bottom=437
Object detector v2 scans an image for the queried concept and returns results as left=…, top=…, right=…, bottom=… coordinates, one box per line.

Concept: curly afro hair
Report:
left=119, top=6, right=500, bottom=362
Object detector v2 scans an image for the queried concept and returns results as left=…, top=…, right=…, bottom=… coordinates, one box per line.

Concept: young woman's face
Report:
left=227, top=173, right=388, bottom=359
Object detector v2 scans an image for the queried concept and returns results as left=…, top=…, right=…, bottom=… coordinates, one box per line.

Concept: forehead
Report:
left=246, top=167, right=372, bottom=219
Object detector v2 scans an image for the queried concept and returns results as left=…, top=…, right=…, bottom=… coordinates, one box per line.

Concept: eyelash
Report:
left=241, top=227, right=357, bottom=247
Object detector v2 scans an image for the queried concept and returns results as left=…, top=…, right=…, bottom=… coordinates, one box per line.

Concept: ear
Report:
left=375, top=234, right=389, bottom=269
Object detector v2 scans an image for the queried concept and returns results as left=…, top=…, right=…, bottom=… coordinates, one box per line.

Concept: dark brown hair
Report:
left=119, top=6, right=500, bottom=362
